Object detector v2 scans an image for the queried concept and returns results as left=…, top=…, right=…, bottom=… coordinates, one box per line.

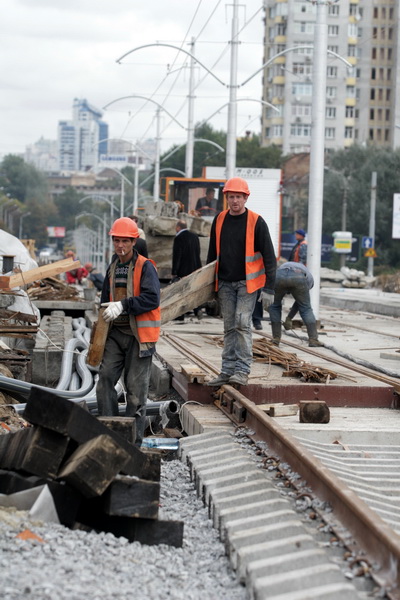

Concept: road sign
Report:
left=362, top=236, right=374, bottom=249
left=364, top=248, right=377, bottom=258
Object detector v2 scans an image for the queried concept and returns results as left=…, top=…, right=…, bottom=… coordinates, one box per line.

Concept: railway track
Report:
left=161, top=330, right=400, bottom=599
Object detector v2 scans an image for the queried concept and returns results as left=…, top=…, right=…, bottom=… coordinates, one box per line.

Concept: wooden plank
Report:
left=0, top=258, right=81, bottom=290
left=58, top=434, right=131, bottom=498
left=160, top=261, right=216, bottom=324
left=86, top=308, right=109, bottom=367
left=102, top=477, right=160, bottom=519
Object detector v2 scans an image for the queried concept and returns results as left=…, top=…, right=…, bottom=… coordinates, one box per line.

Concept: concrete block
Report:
left=253, top=563, right=342, bottom=600
left=195, top=460, right=256, bottom=495
left=246, top=548, right=327, bottom=589
left=254, top=582, right=358, bottom=600
left=204, top=471, right=267, bottom=506
left=32, top=312, right=73, bottom=385
left=180, top=402, right=232, bottom=435
left=237, top=534, right=315, bottom=582
left=179, top=434, right=234, bottom=461
left=228, top=521, right=306, bottom=569
left=210, top=480, right=279, bottom=516
left=216, top=492, right=287, bottom=529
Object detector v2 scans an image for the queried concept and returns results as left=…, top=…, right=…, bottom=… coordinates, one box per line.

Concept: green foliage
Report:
left=54, top=187, right=85, bottom=232
left=323, top=145, right=400, bottom=269
left=0, top=154, right=48, bottom=203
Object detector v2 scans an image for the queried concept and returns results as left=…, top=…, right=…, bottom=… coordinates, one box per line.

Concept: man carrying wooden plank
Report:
left=96, top=217, right=161, bottom=445
left=206, top=177, right=276, bottom=387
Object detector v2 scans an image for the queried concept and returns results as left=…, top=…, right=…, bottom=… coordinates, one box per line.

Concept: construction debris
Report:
left=252, top=337, right=338, bottom=384
left=27, top=276, right=81, bottom=301
left=0, top=387, right=184, bottom=547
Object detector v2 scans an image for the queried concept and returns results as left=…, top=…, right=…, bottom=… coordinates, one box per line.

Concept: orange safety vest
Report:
left=109, top=253, right=161, bottom=344
left=293, top=240, right=307, bottom=264
left=214, top=209, right=266, bottom=293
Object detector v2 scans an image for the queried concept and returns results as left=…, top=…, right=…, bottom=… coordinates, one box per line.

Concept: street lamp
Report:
left=75, top=212, right=107, bottom=274
left=19, top=212, right=31, bottom=240
left=79, top=194, right=117, bottom=258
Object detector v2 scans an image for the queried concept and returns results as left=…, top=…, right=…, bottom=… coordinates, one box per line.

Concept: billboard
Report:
left=47, top=226, right=65, bottom=238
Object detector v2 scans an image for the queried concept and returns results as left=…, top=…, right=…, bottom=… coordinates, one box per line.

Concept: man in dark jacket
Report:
left=172, top=220, right=202, bottom=320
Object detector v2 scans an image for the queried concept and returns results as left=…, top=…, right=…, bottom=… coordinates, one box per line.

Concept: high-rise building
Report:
left=25, top=137, right=58, bottom=172
left=57, top=98, right=108, bottom=171
left=261, top=0, right=400, bottom=154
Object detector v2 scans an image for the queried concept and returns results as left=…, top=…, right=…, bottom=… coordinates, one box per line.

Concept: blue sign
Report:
left=362, top=236, right=374, bottom=249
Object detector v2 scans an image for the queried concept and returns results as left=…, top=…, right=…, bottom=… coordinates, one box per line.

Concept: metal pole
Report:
left=133, top=151, right=139, bottom=214
left=307, top=0, right=328, bottom=320
left=339, top=182, right=348, bottom=269
left=185, top=37, right=196, bottom=178
left=226, top=0, right=239, bottom=179
left=120, top=177, right=125, bottom=217
left=368, top=171, right=377, bottom=277
left=153, top=109, right=161, bottom=202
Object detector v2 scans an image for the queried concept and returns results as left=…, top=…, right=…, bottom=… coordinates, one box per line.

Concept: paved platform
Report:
left=157, top=289, right=400, bottom=409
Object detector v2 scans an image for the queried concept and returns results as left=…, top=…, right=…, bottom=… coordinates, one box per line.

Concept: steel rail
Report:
left=321, top=315, right=400, bottom=339
left=215, top=384, right=400, bottom=596
left=161, top=332, right=219, bottom=376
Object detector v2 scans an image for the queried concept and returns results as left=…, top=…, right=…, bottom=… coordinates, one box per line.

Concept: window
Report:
left=326, top=107, right=336, bottom=118
left=382, top=7, right=386, bottom=19
left=295, top=22, right=315, bottom=34
left=377, top=129, right=382, bottom=141
left=290, top=124, right=311, bottom=137
left=371, top=68, right=376, bottom=80
left=385, top=129, right=390, bottom=141
left=291, top=104, right=312, bottom=117
left=369, top=129, right=374, bottom=141
left=380, top=48, right=385, bottom=60
left=387, top=68, right=391, bottom=81
left=372, top=48, right=376, bottom=59
left=388, top=28, right=393, bottom=40
left=388, top=49, right=392, bottom=60
left=326, top=86, right=336, bottom=98
left=373, top=27, right=378, bottom=39
left=328, top=45, right=339, bottom=54
left=348, top=24, right=358, bottom=37
left=389, top=8, right=394, bottom=19
left=386, top=89, right=391, bottom=101
left=346, top=107, right=354, bottom=118
left=294, top=42, right=314, bottom=55
left=356, top=68, right=361, bottom=78
left=348, top=45, right=357, bottom=57
left=345, top=127, right=353, bottom=139
left=350, top=4, right=362, bottom=17
left=378, top=88, right=383, bottom=101
left=377, top=109, right=382, bottom=120
left=265, top=127, right=270, bottom=138
left=328, top=25, right=339, bottom=36
left=276, top=23, right=286, bottom=35
left=346, top=86, right=356, bottom=98
left=273, top=125, right=283, bottom=137
left=328, top=4, right=339, bottom=15
left=373, top=7, right=378, bottom=18
left=325, top=128, right=335, bottom=139
left=379, top=68, right=384, bottom=80
left=292, top=83, right=313, bottom=96
left=327, top=66, right=337, bottom=78
left=386, top=109, right=390, bottom=121
left=370, top=109, right=375, bottom=120
left=276, top=3, right=288, bottom=16
left=293, top=63, right=312, bottom=76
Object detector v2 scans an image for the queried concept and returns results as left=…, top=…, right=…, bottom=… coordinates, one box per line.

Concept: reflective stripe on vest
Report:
left=109, top=254, right=160, bottom=343
left=133, top=254, right=161, bottom=343
left=214, top=209, right=266, bottom=293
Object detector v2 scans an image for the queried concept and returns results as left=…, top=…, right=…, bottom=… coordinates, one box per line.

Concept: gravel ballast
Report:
left=0, top=458, right=246, bottom=600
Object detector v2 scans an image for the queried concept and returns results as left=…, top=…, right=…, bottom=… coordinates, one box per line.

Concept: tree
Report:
left=323, top=145, right=400, bottom=269
left=0, top=155, right=48, bottom=203
left=54, top=187, right=85, bottom=232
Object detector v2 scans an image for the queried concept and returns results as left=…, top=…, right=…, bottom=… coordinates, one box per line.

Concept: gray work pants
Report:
left=96, top=327, right=152, bottom=444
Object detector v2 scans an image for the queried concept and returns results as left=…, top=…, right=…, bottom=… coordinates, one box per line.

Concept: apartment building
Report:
left=58, top=98, right=109, bottom=171
left=261, top=0, right=400, bottom=154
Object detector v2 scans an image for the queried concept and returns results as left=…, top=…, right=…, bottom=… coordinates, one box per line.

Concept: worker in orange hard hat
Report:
left=96, top=217, right=160, bottom=446
left=206, top=176, right=276, bottom=387
left=84, top=262, right=104, bottom=291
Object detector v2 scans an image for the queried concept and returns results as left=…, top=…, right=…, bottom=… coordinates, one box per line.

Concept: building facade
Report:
left=261, top=0, right=400, bottom=154
left=57, top=98, right=109, bottom=171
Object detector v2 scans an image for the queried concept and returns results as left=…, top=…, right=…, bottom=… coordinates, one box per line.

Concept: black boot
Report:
left=306, top=322, right=323, bottom=347
left=270, top=322, right=281, bottom=346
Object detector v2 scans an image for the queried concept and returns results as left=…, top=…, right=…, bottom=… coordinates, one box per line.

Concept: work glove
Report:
left=258, top=291, right=274, bottom=311
left=101, top=301, right=123, bottom=322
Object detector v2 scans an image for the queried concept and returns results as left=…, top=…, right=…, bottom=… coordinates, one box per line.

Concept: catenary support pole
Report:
left=226, top=0, right=239, bottom=179
left=307, top=0, right=328, bottom=320
left=368, top=171, right=377, bottom=277
left=185, top=37, right=196, bottom=179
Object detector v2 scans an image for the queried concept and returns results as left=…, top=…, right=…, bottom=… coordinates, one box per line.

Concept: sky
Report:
left=0, top=0, right=267, bottom=159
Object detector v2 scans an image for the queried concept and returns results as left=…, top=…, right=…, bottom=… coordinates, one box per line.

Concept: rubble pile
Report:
left=0, top=387, right=184, bottom=547
left=27, top=276, right=82, bottom=301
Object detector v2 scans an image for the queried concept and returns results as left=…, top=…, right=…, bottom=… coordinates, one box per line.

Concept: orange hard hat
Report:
left=65, top=250, right=75, bottom=257
left=109, top=217, right=139, bottom=238
left=84, top=262, right=93, bottom=270
left=223, top=177, right=250, bottom=197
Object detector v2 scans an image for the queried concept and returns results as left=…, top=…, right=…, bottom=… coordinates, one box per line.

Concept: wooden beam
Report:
left=160, top=261, right=216, bottom=324
left=0, top=258, right=81, bottom=290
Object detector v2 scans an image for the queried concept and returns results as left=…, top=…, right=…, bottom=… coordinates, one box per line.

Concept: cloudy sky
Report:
left=0, top=0, right=267, bottom=159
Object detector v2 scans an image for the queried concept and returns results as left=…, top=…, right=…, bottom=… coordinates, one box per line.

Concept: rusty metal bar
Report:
left=216, top=384, right=400, bottom=592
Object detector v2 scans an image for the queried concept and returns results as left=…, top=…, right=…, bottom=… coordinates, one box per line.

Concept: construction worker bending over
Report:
left=206, top=177, right=276, bottom=387
left=97, top=217, right=160, bottom=445
left=268, top=261, right=322, bottom=347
